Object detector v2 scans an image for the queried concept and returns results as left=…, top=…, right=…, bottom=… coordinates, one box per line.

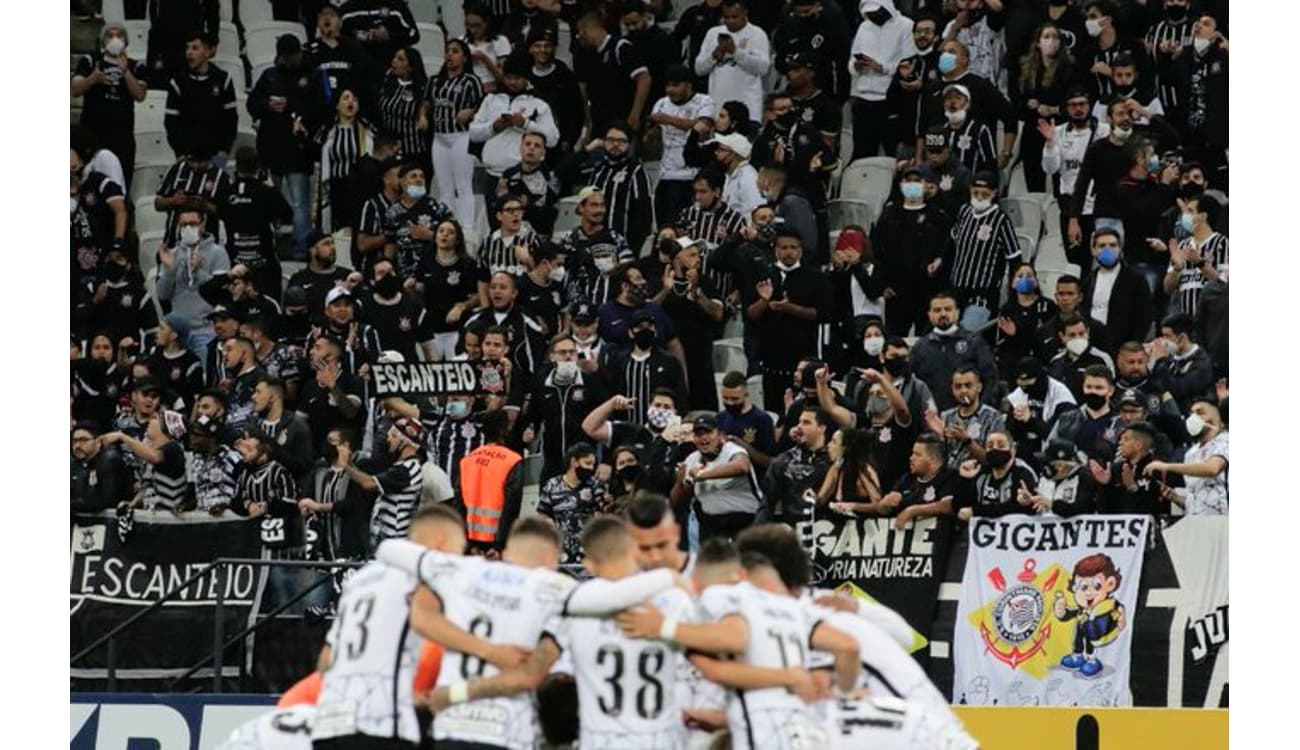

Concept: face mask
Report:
left=776, top=260, right=800, bottom=272
left=1083, top=392, right=1109, bottom=410
left=575, top=465, right=596, bottom=483
left=900, top=182, right=924, bottom=201
left=1146, top=155, right=1161, bottom=173
left=103, top=262, right=127, bottom=283
left=71, top=197, right=80, bottom=214
left=647, top=407, right=673, bottom=430
left=1023, top=378, right=1048, bottom=400
left=632, top=329, right=657, bottom=350
left=1096, top=246, right=1120, bottom=268
left=405, top=184, right=426, bottom=200
left=594, top=255, right=616, bottom=273
left=863, top=336, right=885, bottom=356
left=723, top=401, right=745, bottom=416
left=985, top=448, right=1012, bottom=467
left=934, top=323, right=959, bottom=336
left=867, top=394, right=890, bottom=416
left=105, top=37, right=126, bottom=56
left=180, top=225, right=201, bottom=246
left=1185, top=413, right=1206, bottom=437
left=374, top=275, right=401, bottom=297
left=322, top=444, right=340, bottom=464
left=1039, top=38, right=1060, bottom=56
left=775, top=110, right=799, bottom=129
left=970, top=197, right=992, bottom=212
left=615, top=464, right=641, bottom=485
left=1065, top=337, right=1089, bottom=356
left=1179, top=212, right=1197, bottom=233
left=938, top=52, right=958, bottom=74
left=1192, top=36, right=1212, bottom=54
left=553, top=360, right=578, bottom=382
left=1085, top=18, right=1105, bottom=37
left=883, top=358, right=909, bottom=378
left=1013, top=276, right=1036, bottom=295
left=1166, top=5, right=1188, bottom=21
left=446, top=400, right=470, bottom=420
left=1112, top=126, right=1133, bottom=142
left=628, top=284, right=648, bottom=303
left=549, top=266, right=567, bottom=282
left=945, top=109, right=967, bottom=127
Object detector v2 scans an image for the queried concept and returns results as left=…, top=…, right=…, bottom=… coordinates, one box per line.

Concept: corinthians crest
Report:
left=976, top=558, right=1064, bottom=670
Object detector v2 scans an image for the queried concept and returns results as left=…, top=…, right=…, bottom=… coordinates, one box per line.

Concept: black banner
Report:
left=371, top=361, right=480, bottom=397
left=70, top=513, right=268, bottom=681
left=806, top=514, right=954, bottom=658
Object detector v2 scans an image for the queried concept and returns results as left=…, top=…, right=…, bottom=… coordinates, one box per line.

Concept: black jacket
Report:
left=248, top=63, right=317, bottom=174
left=1081, top=264, right=1153, bottom=355
left=71, top=447, right=134, bottom=513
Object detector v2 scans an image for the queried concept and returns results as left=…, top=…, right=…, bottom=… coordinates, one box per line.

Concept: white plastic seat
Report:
left=1035, top=234, right=1068, bottom=270
left=130, top=163, right=172, bottom=203
left=549, top=195, right=582, bottom=239
left=238, top=0, right=275, bottom=27
left=135, top=131, right=175, bottom=169
left=746, top=375, right=765, bottom=411
left=218, top=21, right=240, bottom=49
left=121, top=20, right=151, bottom=58
left=557, top=25, right=573, bottom=68
left=1016, top=231, right=1039, bottom=264
left=410, top=0, right=438, bottom=25
left=1001, top=194, right=1046, bottom=237
left=828, top=198, right=877, bottom=231
left=712, top=338, right=747, bottom=377
left=416, top=23, right=446, bottom=74
left=219, top=0, right=234, bottom=23
left=138, top=230, right=166, bottom=281
left=134, top=196, right=168, bottom=236
left=134, top=95, right=167, bottom=134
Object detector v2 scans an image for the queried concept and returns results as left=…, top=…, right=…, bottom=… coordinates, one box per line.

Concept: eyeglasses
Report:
left=554, top=348, right=577, bottom=356
left=500, top=206, right=524, bottom=214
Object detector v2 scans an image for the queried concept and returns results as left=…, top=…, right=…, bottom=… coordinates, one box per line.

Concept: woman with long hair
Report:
left=316, top=88, right=376, bottom=232
left=995, top=262, right=1058, bottom=377
left=424, top=39, right=485, bottom=229
left=1015, top=22, right=1080, bottom=192
left=817, top=427, right=886, bottom=517
left=462, top=2, right=512, bottom=93
left=416, top=218, right=483, bottom=359
left=378, top=46, right=430, bottom=173
left=606, top=447, right=646, bottom=516
left=683, top=99, right=755, bottom=170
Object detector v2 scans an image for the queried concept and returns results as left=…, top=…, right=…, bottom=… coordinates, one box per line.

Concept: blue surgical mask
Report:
left=1179, top=212, right=1196, bottom=233
left=405, top=184, right=427, bottom=200
left=1013, top=276, right=1036, bottom=295
left=1096, top=245, right=1120, bottom=268
left=446, top=400, right=469, bottom=419
left=1146, top=155, right=1161, bottom=173
left=900, top=182, right=924, bottom=201
left=938, top=52, right=958, bottom=74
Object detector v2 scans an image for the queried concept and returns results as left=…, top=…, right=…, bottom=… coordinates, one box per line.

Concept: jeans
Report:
left=1131, top=262, right=1164, bottom=296
left=274, top=171, right=312, bottom=259
left=959, top=300, right=994, bottom=331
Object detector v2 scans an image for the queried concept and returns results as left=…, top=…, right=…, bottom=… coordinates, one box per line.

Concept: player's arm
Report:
left=432, top=637, right=562, bottom=712
left=617, top=608, right=749, bottom=654
left=410, top=587, right=526, bottom=669
left=813, top=595, right=913, bottom=650
left=315, top=645, right=332, bottom=672
left=810, top=621, right=860, bottom=694
left=688, top=653, right=811, bottom=693
left=562, top=568, right=680, bottom=616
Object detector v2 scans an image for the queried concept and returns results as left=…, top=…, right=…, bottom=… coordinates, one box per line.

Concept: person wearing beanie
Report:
left=522, top=25, right=584, bottom=154
left=147, top=313, right=205, bottom=410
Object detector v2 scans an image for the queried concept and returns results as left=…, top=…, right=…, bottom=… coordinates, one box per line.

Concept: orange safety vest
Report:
left=459, top=443, right=523, bottom=543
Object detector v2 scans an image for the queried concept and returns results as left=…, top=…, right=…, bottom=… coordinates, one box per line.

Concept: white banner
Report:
left=1161, top=516, right=1229, bottom=707
left=953, top=515, right=1151, bottom=707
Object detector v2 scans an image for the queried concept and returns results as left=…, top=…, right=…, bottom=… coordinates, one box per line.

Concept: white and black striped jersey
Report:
left=945, top=205, right=1020, bottom=293
left=591, top=158, right=654, bottom=249
left=556, top=586, right=697, bottom=750
left=560, top=227, right=635, bottom=305
left=215, top=704, right=315, bottom=750
left=1170, top=232, right=1229, bottom=316
left=313, top=561, right=424, bottom=744
left=377, top=74, right=427, bottom=157
left=142, top=441, right=192, bottom=510
left=1145, top=19, right=1193, bottom=111
left=678, top=202, right=748, bottom=249
left=237, top=459, right=301, bottom=551
left=426, top=416, right=488, bottom=487
left=358, top=193, right=396, bottom=239
left=156, top=162, right=231, bottom=245
left=318, top=121, right=376, bottom=181
left=425, top=72, right=484, bottom=135
left=940, top=119, right=998, bottom=176
left=370, top=456, right=424, bottom=544
left=477, top=225, right=539, bottom=278
left=189, top=445, right=242, bottom=512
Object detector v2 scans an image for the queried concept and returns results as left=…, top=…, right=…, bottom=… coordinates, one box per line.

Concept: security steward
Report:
left=457, top=410, right=525, bottom=556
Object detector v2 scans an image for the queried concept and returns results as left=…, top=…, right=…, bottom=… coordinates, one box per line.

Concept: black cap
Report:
left=570, top=300, right=597, bottom=323
left=502, top=53, right=531, bottom=79
left=134, top=377, right=161, bottom=394
left=304, top=229, right=330, bottom=250
left=971, top=171, right=999, bottom=190
left=1015, top=356, right=1044, bottom=381
left=207, top=304, right=241, bottom=322
left=526, top=25, right=558, bottom=47
left=1118, top=388, right=1144, bottom=407
left=186, top=143, right=216, bottom=161
left=1040, top=439, right=1079, bottom=465
left=693, top=413, right=719, bottom=432
left=532, top=239, right=559, bottom=263
left=276, top=33, right=301, bottom=57
left=901, top=164, right=924, bottom=179
left=924, top=126, right=949, bottom=152
left=915, top=164, right=937, bottom=182
left=631, top=308, right=657, bottom=327
left=664, top=63, right=693, bottom=84
left=284, top=285, right=308, bottom=307
left=785, top=52, right=815, bottom=71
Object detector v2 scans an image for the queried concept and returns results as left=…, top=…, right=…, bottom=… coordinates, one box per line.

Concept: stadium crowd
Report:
left=70, top=0, right=1230, bottom=578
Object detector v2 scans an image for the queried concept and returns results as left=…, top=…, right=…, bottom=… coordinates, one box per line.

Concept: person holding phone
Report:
left=693, top=0, right=770, bottom=119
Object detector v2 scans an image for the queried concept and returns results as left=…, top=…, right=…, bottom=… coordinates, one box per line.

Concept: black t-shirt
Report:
left=499, top=163, right=561, bottom=235
left=75, top=53, right=144, bottom=134
left=792, top=89, right=842, bottom=142
left=383, top=196, right=454, bottom=279
left=298, top=372, right=365, bottom=452
left=218, top=176, right=293, bottom=271
left=893, top=465, right=962, bottom=512
left=417, top=255, right=483, bottom=334
left=517, top=273, right=567, bottom=338
left=286, top=266, right=352, bottom=321
left=77, top=170, right=126, bottom=250
left=755, top=265, right=833, bottom=369
left=866, top=413, right=916, bottom=492
left=574, top=33, right=647, bottom=130
left=363, top=294, right=435, bottom=362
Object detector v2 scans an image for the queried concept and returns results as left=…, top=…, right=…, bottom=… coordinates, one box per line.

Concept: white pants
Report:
left=433, top=331, right=460, bottom=360
left=732, top=707, right=828, bottom=750
left=432, top=131, right=476, bottom=230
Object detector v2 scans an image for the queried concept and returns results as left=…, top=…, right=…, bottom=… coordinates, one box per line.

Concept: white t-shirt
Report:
left=217, top=706, right=315, bottom=750
left=1181, top=431, right=1229, bottom=515
left=684, top=440, right=762, bottom=516
left=313, top=562, right=425, bottom=744
left=653, top=93, right=717, bottom=182
left=464, top=34, right=512, bottom=87
left=1090, top=266, right=1120, bottom=326
left=722, top=162, right=763, bottom=217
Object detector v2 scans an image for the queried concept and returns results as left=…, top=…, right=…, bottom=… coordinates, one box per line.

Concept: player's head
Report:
left=580, top=516, right=638, bottom=579
left=409, top=504, right=466, bottom=554
left=536, top=673, right=580, bottom=745
left=623, top=493, right=683, bottom=571
left=504, top=516, right=563, bottom=569
left=736, top=524, right=811, bottom=594
left=739, top=551, right=784, bottom=594
left=693, top=537, right=742, bottom=594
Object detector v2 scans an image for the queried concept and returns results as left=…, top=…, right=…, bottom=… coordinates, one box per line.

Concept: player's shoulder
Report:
left=653, top=584, right=696, bottom=617
left=697, top=580, right=750, bottom=616
left=527, top=565, right=579, bottom=602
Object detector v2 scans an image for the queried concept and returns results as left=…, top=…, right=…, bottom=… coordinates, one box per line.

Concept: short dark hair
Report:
left=799, top=406, right=833, bottom=432
left=581, top=516, right=631, bottom=561
left=1091, top=228, right=1121, bottom=246
left=254, top=374, right=286, bottom=395
left=772, top=227, right=803, bottom=245
left=737, top=524, right=811, bottom=591
left=1117, top=341, right=1146, bottom=357
left=72, top=421, right=99, bottom=437
left=482, top=325, right=510, bottom=344
left=509, top=516, right=563, bottom=550
left=481, top=409, right=512, bottom=443
left=185, top=29, right=215, bottom=46
left=565, top=441, right=596, bottom=466
left=196, top=388, right=228, bottom=408
left=625, top=493, right=672, bottom=528
left=1111, top=52, right=1137, bottom=71
left=916, top=432, right=946, bottom=462
left=952, top=366, right=981, bottom=383
left=1056, top=274, right=1081, bottom=289
left=722, top=0, right=749, bottom=9
left=650, top=387, right=679, bottom=407
left=1059, top=312, right=1088, bottom=331
left=693, top=171, right=723, bottom=192
left=1187, top=194, right=1222, bottom=227
left=1082, top=364, right=1114, bottom=386
left=930, top=290, right=958, bottom=307
left=1162, top=312, right=1195, bottom=337
left=721, top=370, right=747, bottom=389
left=697, top=537, right=740, bottom=567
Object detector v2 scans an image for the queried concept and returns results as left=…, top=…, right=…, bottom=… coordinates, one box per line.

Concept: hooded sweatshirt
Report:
left=155, top=234, right=231, bottom=336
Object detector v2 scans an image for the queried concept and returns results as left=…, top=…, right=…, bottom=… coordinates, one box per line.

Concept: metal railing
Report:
left=71, top=557, right=364, bottom=693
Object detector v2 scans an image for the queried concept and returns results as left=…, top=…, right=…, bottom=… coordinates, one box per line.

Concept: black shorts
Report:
left=432, top=741, right=509, bottom=750
left=314, top=736, right=419, bottom=750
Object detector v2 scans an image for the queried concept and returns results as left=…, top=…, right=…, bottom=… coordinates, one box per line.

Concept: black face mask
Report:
left=322, top=444, right=340, bottom=464
left=867, top=8, right=892, bottom=25
left=883, top=358, right=910, bottom=378
left=775, top=110, right=799, bottom=130
left=628, top=284, right=648, bottom=304
left=967, top=8, right=985, bottom=23
left=374, top=275, right=401, bottom=298
left=1023, top=377, right=1048, bottom=401
left=616, top=464, right=643, bottom=485
left=723, top=402, right=745, bottom=416
left=985, top=448, right=1012, bottom=467
left=658, top=239, right=678, bottom=260
left=103, top=262, right=128, bottom=283
left=1166, top=4, right=1188, bottom=21
left=1083, top=392, right=1109, bottom=411
left=757, top=222, right=777, bottom=242
left=575, top=465, right=596, bottom=483
left=632, top=329, right=657, bottom=350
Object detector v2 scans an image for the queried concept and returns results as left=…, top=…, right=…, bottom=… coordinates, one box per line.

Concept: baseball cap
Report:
left=971, top=171, right=999, bottom=190
left=1118, top=389, right=1144, bottom=408
left=675, top=237, right=702, bottom=253
left=714, top=133, right=753, bottom=161
left=207, top=304, right=240, bottom=322
left=526, top=26, right=558, bottom=47
left=325, top=286, right=353, bottom=306
left=1014, top=356, right=1044, bottom=382
left=693, top=414, right=720, bottom=432
left=785, top=52, right=815, bottom=71
left=924, top=126, right=949, bottom=152
left=901, top=164, right=924, bottom=180
left=134, top=377, right=161, bottom=395
left=577, top=185, right=604, bottom=204
left=304, top=229, right=330, bottom=250
left=284, top=285, right=309, bottom=308
left=1040, top=439, right=1080, bottom=465
left=631, top=308, right=657, bottom=327
left=942, top=83, right=972, bottom=100
left=570, top=300, right=597, bottom=323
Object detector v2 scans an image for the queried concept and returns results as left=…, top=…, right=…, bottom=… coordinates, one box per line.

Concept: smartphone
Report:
left=718, top=33, right=732, bottom=42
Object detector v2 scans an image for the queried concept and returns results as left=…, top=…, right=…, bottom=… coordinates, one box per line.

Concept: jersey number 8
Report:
left=460, top=615, right=494, bottom=678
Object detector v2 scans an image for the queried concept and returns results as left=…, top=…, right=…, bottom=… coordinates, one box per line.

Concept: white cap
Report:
left=325, top=286, right=353, bottom=306
left=675, top=237, right=702, bottom=251
left=377, top=350, right=405, bottom=364
left=714, top=133, right=752, bottom=161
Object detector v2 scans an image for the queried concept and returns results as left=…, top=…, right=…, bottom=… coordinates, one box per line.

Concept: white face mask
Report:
left=554, top=360, right=578, bottom=382
left=594, top=256, right=616, bottom=273
left=1065, top=337, right=1089, bottom=356
left=1085, top=18, right=1105, bottom=37
left=970, top=197, right=992, bottom=212
left=1192, top=36, right=1212, bottom=53
left=863, top=336, right=885, bottom=356
left=934, top=323, right=959, bottom=336
left=1112, top=126, right=1133, bottom=141
left=1184, top=413, right=1206, bottom=437
left=70, top=197, right=80, bottom=214
left=105, top=37, right=126, bottom=56
left=945, top=109, right=967, bottom=126
left=776, top=260, right=801, bottom=272
left=180, top=225, right=201, bottom=246
left=549, top=266, right=566, bottom=283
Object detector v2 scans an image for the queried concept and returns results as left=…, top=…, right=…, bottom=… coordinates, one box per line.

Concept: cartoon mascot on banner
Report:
left=1054, top=552, right=1126, bottom=678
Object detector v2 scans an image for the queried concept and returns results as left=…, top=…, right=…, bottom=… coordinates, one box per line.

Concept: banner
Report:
left=70, top=512, right=268, bottom=681
left=371, top=361, right=480, bottom=397
left=71, top=693, right=274, bottom=750
left=953, top=515, right=1151, bottom=707
left=807, top=514, right=954, bottom=653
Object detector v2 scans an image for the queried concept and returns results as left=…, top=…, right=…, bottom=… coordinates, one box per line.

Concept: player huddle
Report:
left=219, top=495, right=979, bottom=750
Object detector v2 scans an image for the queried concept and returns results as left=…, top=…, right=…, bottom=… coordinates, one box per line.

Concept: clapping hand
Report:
left=1088, top=459, right=1112, bottom=485
left=958, top=459, right=981, bottom=480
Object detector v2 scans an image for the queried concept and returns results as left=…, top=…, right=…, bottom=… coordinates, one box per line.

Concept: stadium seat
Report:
left=1036, top=262, right=1081, bottom=299
left=714, top=373, right=727, bottom=410
left=134, top=93, right=167, bottom=134
left=122, top=20, right=151, bottom=58
left=238, top=0, right=275, bottom=27
left=130, top=163, right=171, bottom=203
left=415, top=23, right=446, bottom=74
left=218, top=21, right=241, bottom=51
left=219, top=0, right=234, bottom=23
left=135, top=131, right=175, bottom=169
left=138, top=230, right=166, bottom=281
left=550, top=196, right=582, bottom=238
left=410, top=0, right=438, bottom=24
left=1043, top=196, right=1062, bottom=239
left=134, top=196, right=167, bottom=236
left=643, top=161, right=660, bottom=189
left=828, top=198, right=877, bottom=231
left=245, top=28, right=282, bottom=71
left=1001, top=195, right=1045, bottom=237
left=712, top=338, right=746, bottom=376
left=102, top=0, right=128, bottom=24
left=214, top=55, right=246, bottom=96
left=1007, top=162, right=1027, bottom=196
left=837, top=157, right=894, bottom=206
left=557, top=25, right=573, bottom=68
left=1016, top=231, right=1039, bottom=263
left=746, top=375, right=764, bottom=411
left=1035, top=234, right=1068, bottom=270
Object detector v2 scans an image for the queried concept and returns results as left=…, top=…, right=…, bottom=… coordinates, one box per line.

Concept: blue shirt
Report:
left=717, top=406, right=777, bottom=459
left=596, top=300, right=677, bottom=352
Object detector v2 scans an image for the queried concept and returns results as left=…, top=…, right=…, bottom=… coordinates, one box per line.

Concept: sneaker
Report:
left=1079, top=658, right=1103, bottom=678
left=1059, top=653, right=1085, bottom=670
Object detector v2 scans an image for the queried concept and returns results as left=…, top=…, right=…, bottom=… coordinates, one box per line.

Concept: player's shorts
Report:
left=312, top=736, right=418, bottom=750
left=730, top=707, right=828, bottom=750
left=827, top=697, right=980, bottom=750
